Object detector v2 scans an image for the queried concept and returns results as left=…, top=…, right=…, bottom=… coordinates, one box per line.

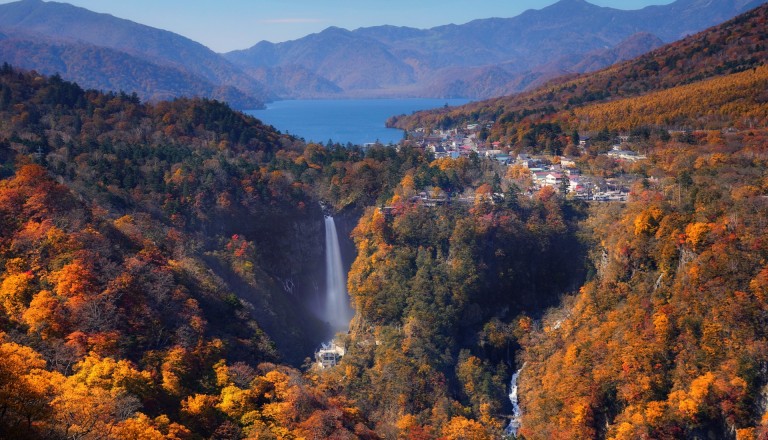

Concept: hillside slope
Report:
left=0, top=65, right=397, bottom=438
left=0, top=0, right=270, bottom=107
left=0, top=31, right=263, bottom=108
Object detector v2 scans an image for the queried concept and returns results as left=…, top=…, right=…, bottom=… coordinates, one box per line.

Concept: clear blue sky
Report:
left=3, top=0, right=675, bottom=52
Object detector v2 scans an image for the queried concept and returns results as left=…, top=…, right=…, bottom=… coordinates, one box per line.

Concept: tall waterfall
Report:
left=505, top=365, right=524, bottom=436
left=324, top=216, right=351, bottom=331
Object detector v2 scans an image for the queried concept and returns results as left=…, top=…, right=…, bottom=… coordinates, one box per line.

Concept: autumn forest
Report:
left=1, top=3, right=768, bottom=440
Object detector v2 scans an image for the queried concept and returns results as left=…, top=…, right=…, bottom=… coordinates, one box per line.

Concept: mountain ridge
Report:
left=0, top=0, right=764, bottom=104
left=0, top=0, right=272, bottom=106
left=388, top=2, right=768, bottom=141
left=0, top=28, right=265, bottom=108
left=226, top=0, right=767, bottom=99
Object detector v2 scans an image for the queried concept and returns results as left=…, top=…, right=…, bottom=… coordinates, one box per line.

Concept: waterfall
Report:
left=324, top=216, right=351, bottom=331
left=505, top=365, right=524, bottom=437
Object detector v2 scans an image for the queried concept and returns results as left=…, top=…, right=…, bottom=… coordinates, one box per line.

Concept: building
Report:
left=559, top=157, right=577, bottom=168
left=315, top=343, right=345, bottom=369
left=494, top=154, right=512, bottom=165
left=606, top=149, right=647, bottom=161
left=545, top=172, right=565, bottom=187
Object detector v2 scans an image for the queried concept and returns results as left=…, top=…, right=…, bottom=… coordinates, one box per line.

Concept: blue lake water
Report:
left=246, top=98, right=470, bottom=146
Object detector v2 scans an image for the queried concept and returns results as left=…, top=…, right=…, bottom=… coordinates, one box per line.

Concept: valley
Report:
left=0, top=1, right=767, bottom=439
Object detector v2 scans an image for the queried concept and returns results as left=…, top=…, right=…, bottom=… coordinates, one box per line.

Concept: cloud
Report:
left=260, top=18, right=325, bottom=24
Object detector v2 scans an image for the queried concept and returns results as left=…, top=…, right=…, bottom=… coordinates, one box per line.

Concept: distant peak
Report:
left=555, top=0, right=590, bottom=5
left=314, top=26, right=356, bottom=39
left=544, top=0, right=599, bottom=12
left=322, top=26, right=350, bottom=33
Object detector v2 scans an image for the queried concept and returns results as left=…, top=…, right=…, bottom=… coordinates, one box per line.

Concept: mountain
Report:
left=0, top=0, right=271, bottom=107
left=0, top=30, right=264, bottom=108
left=227, top=27, right=416, bottom=96
left=226, top=0, right=766, bottom=99
left=389, top=2, right=768, bottom=135
left=241, top=65, right=343, bottom=99
left=546, top=32, right=666, bottom=77
left=420, top=32, right=665, bottom=99
left=0, top=0, right=761, bottom=103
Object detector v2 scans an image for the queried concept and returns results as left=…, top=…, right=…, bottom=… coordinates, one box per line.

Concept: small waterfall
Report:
left=324, top=216, right=352, bottom=331
left=505, top=365, right=524, bottom=437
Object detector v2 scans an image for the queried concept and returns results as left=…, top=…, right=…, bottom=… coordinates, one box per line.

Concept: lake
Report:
left=246, top=98, right=470, bottom=146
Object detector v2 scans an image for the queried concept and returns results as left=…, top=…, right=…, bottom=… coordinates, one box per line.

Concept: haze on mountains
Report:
left=225, top=0, right=766, bottom=99
left=0, top=0, right=764, bottom=106
left=0, top=0, right=273, bottom=108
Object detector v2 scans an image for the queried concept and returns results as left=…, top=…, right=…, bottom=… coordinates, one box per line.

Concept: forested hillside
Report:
left=0, top=65, right=386, bottom=438
left=516, top=130, right=768, bottom=439
left=1, top=64, right=575, bottom=438
left=334, top=184, right=587, bottom=437
left=372, top=4, right=768, bottom=439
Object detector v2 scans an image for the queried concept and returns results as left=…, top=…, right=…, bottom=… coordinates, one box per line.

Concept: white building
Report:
left=315, top=343, right=345, bottom=369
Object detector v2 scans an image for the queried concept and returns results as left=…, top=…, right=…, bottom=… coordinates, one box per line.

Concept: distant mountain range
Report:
left=0, top=0, right=765, bottom=106
left=226, top=0, right=767, bottom=99
left=388, top=2, right=768, bottom=134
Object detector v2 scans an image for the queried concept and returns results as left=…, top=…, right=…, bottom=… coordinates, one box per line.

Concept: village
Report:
left=401, top=122, right=651, bottom=203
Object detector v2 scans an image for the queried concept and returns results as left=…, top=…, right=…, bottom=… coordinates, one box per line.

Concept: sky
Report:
left=2, top=0, right=676, bottom=52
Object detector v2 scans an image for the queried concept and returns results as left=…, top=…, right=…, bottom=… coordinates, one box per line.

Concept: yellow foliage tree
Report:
left=441, top=416, right=492, bottom=440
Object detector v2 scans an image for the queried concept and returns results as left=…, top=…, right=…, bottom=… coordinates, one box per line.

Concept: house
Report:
left=533, top=171, right=550, bottom=185
left=606, top=149, right=647, bottom=162
left=518, top=155, right=539, bottom=168
left=316, top=343, right=345, bottom=369
left=545, top=172, right=565, bottom=187
left=559, top=157, right=577, bottom=168
left=494, top=154, right=512, bottom=165
left=568, top=175, right=584, bottom=193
